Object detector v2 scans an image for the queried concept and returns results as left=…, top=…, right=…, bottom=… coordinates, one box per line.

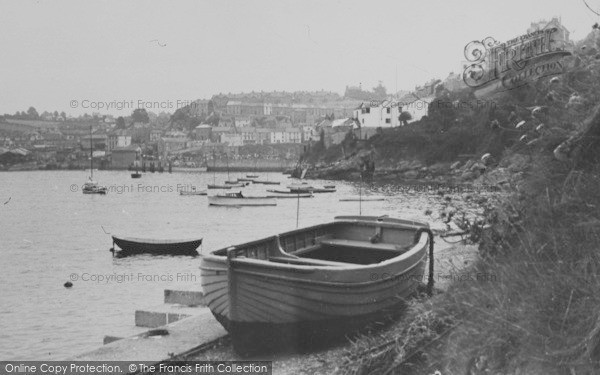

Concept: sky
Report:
left=0, top=0, right=597, bottom=116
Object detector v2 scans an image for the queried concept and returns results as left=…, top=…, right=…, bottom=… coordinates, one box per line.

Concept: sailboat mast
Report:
left=90, top=124, right=93, bottom=179
left=212, top=148, right=216, bottom=184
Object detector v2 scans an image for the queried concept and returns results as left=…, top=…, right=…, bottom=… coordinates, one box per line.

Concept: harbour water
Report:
left=0, top=170, right=483, bottom=360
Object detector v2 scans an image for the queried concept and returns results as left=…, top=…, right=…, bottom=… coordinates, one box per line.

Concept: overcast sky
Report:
left=0, top=0, right=596, bottom=116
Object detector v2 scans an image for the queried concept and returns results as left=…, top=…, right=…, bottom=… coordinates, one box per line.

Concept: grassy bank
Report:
left=337, top=32, right=600, bottom=374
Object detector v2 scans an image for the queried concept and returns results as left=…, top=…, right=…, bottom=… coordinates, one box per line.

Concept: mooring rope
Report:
left=414, top=227, right=435, bottom=296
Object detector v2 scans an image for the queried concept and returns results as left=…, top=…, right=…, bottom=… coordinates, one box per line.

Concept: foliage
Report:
left=131, top=108, right=150, bottom=123
left=340, top=30, right=600, bottom=374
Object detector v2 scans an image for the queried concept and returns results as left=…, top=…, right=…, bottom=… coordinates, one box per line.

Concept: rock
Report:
left=463, top=160, right=475, bottom=171
left=480, top=167, right=510, bottom=186
left=408, top=160, right=424, bottom=170
left=396, top=160, right=411, bottom=172
left=460, top=171, right=477, bottom=181
left=404, top=170, right=419, bottom=179
left=470, top=162, right=486, bottom=172
left=503, top=154, right=531, bottom=173
left=429, top=162, right=451, bottom=174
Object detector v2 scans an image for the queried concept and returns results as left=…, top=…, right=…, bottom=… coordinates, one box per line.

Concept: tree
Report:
left=60, top=111, right=66, bottom=120
left=399, top=111, right=413, bottom=126
left=27, top=107, right=39, bottom=119
left=116, top=116, right=126, bottom=129
left=131, top=108, right=150, bottom=123
left=53, top=111, right=59, bottom=119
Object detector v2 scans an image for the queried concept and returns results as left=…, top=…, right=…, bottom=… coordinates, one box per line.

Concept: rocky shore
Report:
left=303, top=148, right=530, bottom=192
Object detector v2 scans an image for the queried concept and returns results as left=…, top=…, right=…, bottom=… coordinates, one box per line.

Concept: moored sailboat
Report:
left=83, top=125, right=107, bottom=195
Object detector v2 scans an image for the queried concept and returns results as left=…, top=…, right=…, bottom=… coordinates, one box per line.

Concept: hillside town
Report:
left=0, top=73, right=464, bottom=171
left=1, top=17, right=570, bottom=173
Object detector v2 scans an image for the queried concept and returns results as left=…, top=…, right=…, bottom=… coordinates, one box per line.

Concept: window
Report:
left=385, top=118, right=391, bottom=124
left=386, top=108, right=391, bottom=114
left=365, top=108, right=370, bottom=114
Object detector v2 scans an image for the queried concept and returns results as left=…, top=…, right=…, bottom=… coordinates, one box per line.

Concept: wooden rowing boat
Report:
left=265, top=193, right=313, bottom=199
left=180, top=189, right=207, bottom=196
left=200, top=215, right=433, bottom=354
left=252, top=180, right=280, bottom=185
left=208, top=192, right=277, bottom=207
left=207, top=184, right=233, bottom=190
left=266, top=189, right=302, bottom=194
left=340, top=196, right=385, bottom=201
left=111, top=236, right=202, bottom=257
left=225, top=180, right=249, bottom=186
left=285, top=183, right=335, bottom=193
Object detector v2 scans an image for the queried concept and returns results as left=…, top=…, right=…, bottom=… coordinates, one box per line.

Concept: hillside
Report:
left=336, top=30, right=600, bottom=374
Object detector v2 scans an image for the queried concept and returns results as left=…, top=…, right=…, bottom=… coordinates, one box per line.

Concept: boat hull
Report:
left=252, top=180, right=280, bottom=185
left=83, top=188, right=107, bottom=195
left=207, top=196, right=277, bottom=206
left=266, top=193, right=313, bottom=199
left=112, top=236, right=202, bottom=257
left=200, top=216, right=430, bottom=354
left=180, top=190, right=207, bottom=196
left=207, top=185, right=232, bottom=190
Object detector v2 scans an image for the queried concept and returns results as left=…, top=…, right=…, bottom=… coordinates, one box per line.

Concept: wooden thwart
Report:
left=319, top=238, right=404, bottom=252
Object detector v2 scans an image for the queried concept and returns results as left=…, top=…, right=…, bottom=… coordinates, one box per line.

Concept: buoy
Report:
left=516, top=120, right=526, bottom=129
left=64, top=282, right=73, bottom=288
left=550, top=77, right=560, bottom=84
left=481, top=153, right=491, bottom=162
left=536, top=124, right=545, bottom=132
left=519, top=134, right=529, bottom=143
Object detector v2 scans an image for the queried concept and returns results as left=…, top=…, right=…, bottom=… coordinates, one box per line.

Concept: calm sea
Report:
left=0, top=170, right=479, bottom=360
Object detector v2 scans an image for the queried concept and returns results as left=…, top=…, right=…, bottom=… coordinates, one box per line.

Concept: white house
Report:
left=221, top=133, right=244, bottom=147
left=353, top=101, right=401, bottom=128
left=107, top=129, right=132, bottom=151
left=398, top=95, right=435, bottom=123
left=270, top=128, right=302, bottom=144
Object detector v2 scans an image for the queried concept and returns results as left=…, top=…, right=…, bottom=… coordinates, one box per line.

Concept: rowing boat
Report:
left=111, top=236, right=202, bottom=257
left=265, top=193, right=313, bottom=198
left=252, top=180, right=280, bottom=185
left=180, top=188, right=207, bottom=196
left=340, top=196, right=385, bottom=201
left=207, top=184, right=233, bottom=190
left=208, top=192, right=277, bottom=207
left=200, top=215, right=433, bottom=354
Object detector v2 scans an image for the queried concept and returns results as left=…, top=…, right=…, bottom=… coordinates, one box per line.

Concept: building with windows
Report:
left=107, top=129, right=132, bottom=151
left=353, top=101, right=401, bottom=128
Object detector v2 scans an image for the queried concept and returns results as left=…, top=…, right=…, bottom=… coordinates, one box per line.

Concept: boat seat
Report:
left=268, top=256, right=348, bottom=267
left=319, top=238, right=406, bottom=252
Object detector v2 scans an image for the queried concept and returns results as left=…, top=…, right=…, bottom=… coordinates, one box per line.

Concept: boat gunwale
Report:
left=223, top=234, right=429, bottom=271
left=201, top=219, right=430, bottom=272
